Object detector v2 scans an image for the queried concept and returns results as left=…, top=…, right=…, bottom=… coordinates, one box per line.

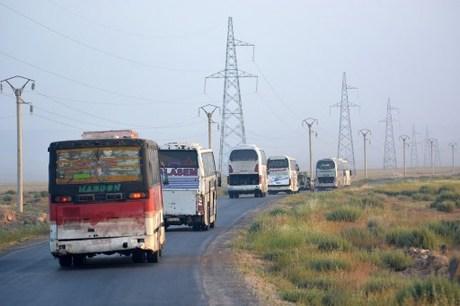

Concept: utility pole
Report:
left=359, top=129, right=371, bottom=178
left=302, top=118, right=318, bottom=189
left=428, top=138, right=436, bottom=176
left=399, top=135, right=410, bottom=177
left=0, top=75, right=36, bottom=213
left=448, top=142, right=457, bottom=173
left=198, top=104, right=220, bottom=149
left=204, top=17, right=257, bottom=174
left=410, top=125, right=419, bottom=168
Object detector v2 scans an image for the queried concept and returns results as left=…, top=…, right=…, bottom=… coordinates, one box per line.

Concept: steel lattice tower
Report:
left=333, top=72, right=357, bottom=172
left=434, top=139, right=441, bottom=167
left=383, top=98, right=397, bottom=169
left=423, top=127, right=430, bottom=167
left=205, top=17, right=257, bottom=174
left=410, top=125, right=419, bottom=168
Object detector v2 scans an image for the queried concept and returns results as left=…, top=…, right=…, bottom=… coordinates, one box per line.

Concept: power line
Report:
left=253, top=61, right=299, bottom=121
left=47, top=0, right=223, bottom=40
left=0, top=50, right=203, bottom=104
left=33, top=113, right=85, bottom=130
left=0, top=1, right=205, bottom=73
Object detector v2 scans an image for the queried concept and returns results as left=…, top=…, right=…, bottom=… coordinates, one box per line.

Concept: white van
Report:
left=159, top=143, right=218, bottom=231
left=315, top=158, right=351, bottom=190
left=267, top=155, right=299, bottom=194
left=227, top=144, right=268, bottom=198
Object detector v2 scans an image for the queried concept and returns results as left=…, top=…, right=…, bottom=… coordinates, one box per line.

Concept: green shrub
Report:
left=385, top=228, right=435, bottom=249
left=363, top=275, right=405, bottom=295
left=288, top=272, right=335, bottom=289
left=313, top=234, right=351, bottom=252
left=321, top=288, right=354, bottom=306
left=5, top=190, right=15, bottom=195
left=308, top=258, right=350, bottom=272
left=2, top=195, right=13, bottom=202
left=341, top=227, right=381, bottom=250
left=380, top=250, right=413, bottom=271
left=40, top=191, right=48, bottom=198
left=430, top=200, right=456, bottom=212
left=429, top=220, right=460, bottom=244
left=269, top=208, right=287, bottom=216
left=280, top=289, right=323, bottom=305
left=325, top=207, right=362, bottom=222
left=248, top=221, right=262, bottom=234
left=396, top=277, right=460, bottom=305
left=419, top=185, right=437, bottom=194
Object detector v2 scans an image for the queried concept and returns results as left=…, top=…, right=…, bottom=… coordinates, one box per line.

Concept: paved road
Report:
left=0, top=195, right=277, bottom=306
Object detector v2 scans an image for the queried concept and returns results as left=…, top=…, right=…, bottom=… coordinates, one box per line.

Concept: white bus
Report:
left=227, top=144, right=268, bottom=198
left=159, top=143, right=218, bottom=231
left=315, top=158, right=351, bottom=190
left=267, top=155, right=299, bottom=194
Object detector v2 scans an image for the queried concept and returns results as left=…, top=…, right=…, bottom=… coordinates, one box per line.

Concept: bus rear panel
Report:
left=48, top=138, right=164, bottom=266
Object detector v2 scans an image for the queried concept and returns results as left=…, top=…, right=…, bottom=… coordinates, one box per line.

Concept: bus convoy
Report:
left=47, top=130, right=352, bottom=267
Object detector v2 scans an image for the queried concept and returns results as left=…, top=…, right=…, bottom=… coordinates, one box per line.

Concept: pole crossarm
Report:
left=0, top=75, right=36, bottom=214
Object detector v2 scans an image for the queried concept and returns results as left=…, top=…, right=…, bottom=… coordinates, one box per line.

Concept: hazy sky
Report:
left=1, top=0, right=459, bottom=182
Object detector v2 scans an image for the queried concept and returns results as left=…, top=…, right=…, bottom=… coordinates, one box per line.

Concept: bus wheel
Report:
left=229, top=192, right=233, bottom=199
left=58, top=255, right=72, bottom=268
left=234, top=193, right=239, bottom=199
left=147, top=250, right=160, bottom=263
left=73, top=254, right=86, bottom=267
left=132, top=249, right=145, bottom=263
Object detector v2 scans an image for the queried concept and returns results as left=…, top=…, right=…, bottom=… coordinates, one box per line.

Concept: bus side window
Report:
left=150, top=148, right=160, bottom=185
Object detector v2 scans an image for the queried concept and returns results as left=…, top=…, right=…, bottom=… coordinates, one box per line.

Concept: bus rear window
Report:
left=55, top=146, right=142, bottom=185
left=159, top=150, right=198, bottom=168
left=229, top=150, right=257, bottom=161
left=317, top=160, right=335, bottom=170
left=268, top=159, right=288, bottom=169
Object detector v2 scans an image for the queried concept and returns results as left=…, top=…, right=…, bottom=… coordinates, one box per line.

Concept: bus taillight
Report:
left=228, top=165, right=233, bottom=173
left=196, top=194, right=204, bottom=215
left=128, top=192, right=147, bottom=200
left=55, top=196, right=72, bottom=203
left=254, top=164, right=259, bottom=172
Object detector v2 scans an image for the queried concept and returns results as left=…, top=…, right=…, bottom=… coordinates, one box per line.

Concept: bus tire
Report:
left=73, top=254, right=86, bottom=267
left=132, top=249, right=145, bottom=263
left=147, top=250, right=160, bottom=263
left=229, top=192, right=234, bottom=199
left=58, top=255, right=72, bottom=268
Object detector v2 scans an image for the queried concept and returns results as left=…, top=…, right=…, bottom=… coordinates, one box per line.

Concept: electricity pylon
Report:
left=383, top=98, right=397, bottom=169
left=204, top=17, right=257, bottom=174
left=423, top=127, right=430, bottom=167
left=448, top=143, right=457, bottom=172
left=332, top=72, right=357, bottom=172
left=410, top=125, right=419, bottom=168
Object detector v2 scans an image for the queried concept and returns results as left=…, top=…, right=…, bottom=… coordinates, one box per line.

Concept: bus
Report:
left=267, top=155, right=299, bottom=194
left=227, top=144, right=268, bottom=198
left=315, top=158, right=352, bottom=190
left=48, top=133, right=165, bottom=267
left=159, top=143, right=218, bottom=231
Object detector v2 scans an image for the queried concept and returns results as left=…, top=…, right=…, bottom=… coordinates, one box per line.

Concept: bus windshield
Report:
left=268, top=159, right=288, bottom=169
left=229, top=149, right=258, bottom=161
left=317, top=160, right=336, bottom=170
left=159, top=150, right=198, bottom=168
left=55, top=146, right=142, bottom=185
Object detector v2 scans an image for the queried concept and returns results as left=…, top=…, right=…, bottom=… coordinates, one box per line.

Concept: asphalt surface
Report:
left=0, top=195, right=277, bottom=306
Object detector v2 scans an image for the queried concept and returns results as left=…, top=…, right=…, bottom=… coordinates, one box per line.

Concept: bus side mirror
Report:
left=216, top=171, right=222, bottom=187
left=162, top=169, right=169, bottom=185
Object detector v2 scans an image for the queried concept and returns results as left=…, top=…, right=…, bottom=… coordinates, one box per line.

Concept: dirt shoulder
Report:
left=200, top=195, right=294, bottom=306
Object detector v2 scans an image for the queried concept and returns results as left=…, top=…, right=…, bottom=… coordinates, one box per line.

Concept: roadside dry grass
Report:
left=236, top=178, right=460, bottom=306
left=0, top=185, right=48, bottom=251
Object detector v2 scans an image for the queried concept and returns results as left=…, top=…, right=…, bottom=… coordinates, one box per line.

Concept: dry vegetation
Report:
left=236, top=178, right=460, bottom=306
left=0, top=185, right=49, bottom=250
